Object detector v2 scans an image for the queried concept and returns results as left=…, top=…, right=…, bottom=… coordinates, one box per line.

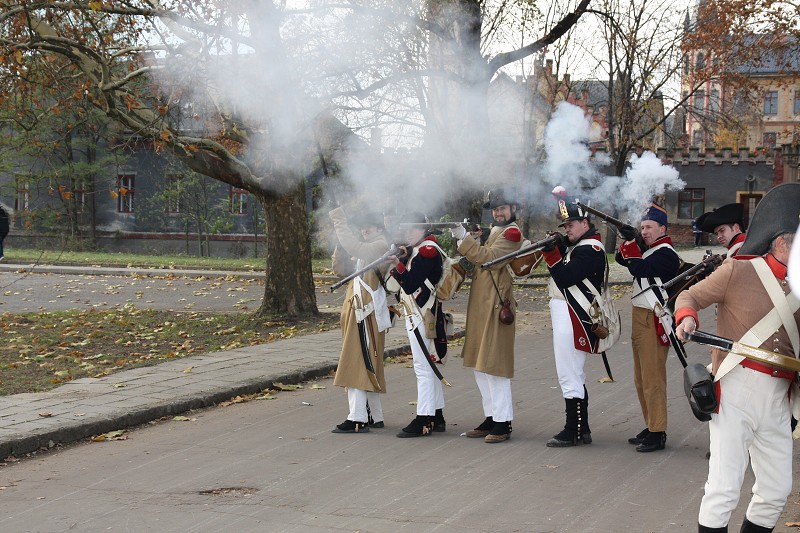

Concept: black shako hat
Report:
left=739, top=183, right=800, bottom=256
left=698, top=203, right=745, bottom=233
left=551, top=185, right=589, bottom=227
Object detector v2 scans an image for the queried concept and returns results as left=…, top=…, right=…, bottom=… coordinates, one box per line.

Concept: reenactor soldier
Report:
left=698, top=203, right=746, bottom=258
left=450, top=188, right=523, bottom=443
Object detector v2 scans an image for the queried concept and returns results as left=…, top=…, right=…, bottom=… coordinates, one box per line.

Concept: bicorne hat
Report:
left=739, top=183, right=800, bottom=256
left=698, top=203, right=744, bottom=233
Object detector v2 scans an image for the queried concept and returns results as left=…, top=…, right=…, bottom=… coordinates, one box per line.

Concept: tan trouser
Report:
left=630, top=306, right=669, bottom=432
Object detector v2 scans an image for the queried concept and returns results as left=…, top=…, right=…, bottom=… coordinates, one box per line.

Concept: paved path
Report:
left=3, top=246, right=799, bottom=531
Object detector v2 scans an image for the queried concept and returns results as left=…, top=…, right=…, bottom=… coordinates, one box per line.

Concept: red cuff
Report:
left=675, top=307, right=699, bottom=329
left=393, top=262, right=406, bottom=274
left=542, top=248, right=562, bottom=267
left=618, top=240, right=642, bottom=260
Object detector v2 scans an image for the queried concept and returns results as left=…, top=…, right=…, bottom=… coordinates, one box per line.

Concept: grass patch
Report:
left=0, top=307, right=338, bottom=396
left=4, top=249, right=331, bottom=274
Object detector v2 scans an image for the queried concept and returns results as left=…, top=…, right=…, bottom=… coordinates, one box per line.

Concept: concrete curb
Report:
left=0, top=329, right=465, bottom=461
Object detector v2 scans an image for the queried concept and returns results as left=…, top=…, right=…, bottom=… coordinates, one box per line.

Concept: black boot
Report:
left=636, top=430, right=666, bottom=452
left=397, top=415, right=434, bottom=438
left=485, top=420, right=511, bottom=443
left=581, top=385, right=592, bottom=444
left=740, top=518, right=773, bottom=532
left=699, top=524, right=728, bottom=532
left=628, top=427, right=650, bottom=445
left=466, top=416, right=493, bottom=438
left=433, top=409, right=446, bottom=432
left=546, top=398, right=590, bottom=447
left=332, top=419, right=370, bottom=433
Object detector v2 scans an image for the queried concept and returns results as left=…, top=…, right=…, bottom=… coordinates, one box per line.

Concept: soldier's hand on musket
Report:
left=450, top=225, right=467, bottom=240
left=542, top=232, right=564, bottom=252
left=675, top=316, right=697, bottom=342
left=618, top=225, right=638, bottom=242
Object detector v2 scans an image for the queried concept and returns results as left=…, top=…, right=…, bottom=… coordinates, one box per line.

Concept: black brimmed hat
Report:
left=698, top=203, right=744, bottom=233
left=739, top=183, right=800, bottom=256
left=483, top=188, right=517, bottom=209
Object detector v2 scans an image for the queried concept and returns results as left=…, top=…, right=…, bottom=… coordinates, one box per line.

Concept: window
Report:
left=683, top=55, right=689, bottom=75
left=678, top=188, right=705, bottom=219
left=763, top=91, right=778, bottom=115
left=165, top=175, right=182, bottom=213
left=15, top=181, right=30, bottom=211
left=692, top=130, right=704, bottom=147
left=794, top=91, right=800, bottom=115
left=709, top=89, right=720, bottom=113
left=694, top=90, right=705, bottom=112
left=74, top=188, right=87, bottom=212
left=762, top=132, right=777, bottom=148
left=230, top=187, right=248, bottom=215
left=117, top=174, right=135, bottom=213
left=696, top=52, right=705, bottom=69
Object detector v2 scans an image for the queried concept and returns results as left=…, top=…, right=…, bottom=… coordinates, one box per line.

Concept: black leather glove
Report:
left=618, top=226, right=637, bottom=241
left=543, top=232, right=564, bottom=252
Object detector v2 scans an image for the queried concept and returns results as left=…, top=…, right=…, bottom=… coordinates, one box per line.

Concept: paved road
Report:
left=2, top=312, right=799, bottom=532
left=2, top=248, right=799, bottom=532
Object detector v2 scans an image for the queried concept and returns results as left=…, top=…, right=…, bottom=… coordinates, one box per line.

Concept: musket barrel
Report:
left=397, top=222, right=467, bottom=228
left=481, top=235, right=557, bottom=269
left=330, top=246, right=399, bottom=291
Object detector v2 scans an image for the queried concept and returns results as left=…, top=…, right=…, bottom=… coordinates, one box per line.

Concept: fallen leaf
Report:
left=92, top=430, right=127, bottom=442
left=310, top=384, right=326, bottom=389
left=597, top=377, right=614, bottom=383
left=38, top=412, right=53, bottom=418
left=172, top=416, right=194, bottom=421
left=273, top=383, right=302, bottom=391
left=256, top=394, right=276, bottom=400
left=183, top=366, right=194, bottom=373
left=113, top=383, right=126, bottom=388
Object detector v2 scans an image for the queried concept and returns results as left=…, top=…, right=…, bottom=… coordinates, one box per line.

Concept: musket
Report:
left=481, top=234, right=558, bottom=269
left=575, top=201, right=647, bottom=252
left=330, top=233, right=429, bottom=292
left=688, top=330, right=800, bottom=373
left=631, top=253, right=724, bottom=300
left=397, top=220, right=470, bottom=229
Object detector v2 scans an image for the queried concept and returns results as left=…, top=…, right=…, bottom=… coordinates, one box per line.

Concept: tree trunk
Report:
left=257, top=181, right=318, bottom=317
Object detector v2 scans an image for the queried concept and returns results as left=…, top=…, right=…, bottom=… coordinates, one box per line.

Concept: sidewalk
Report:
left=0, top=245, right=721, bottom=461
left=0, top=309, right=465, bottom=460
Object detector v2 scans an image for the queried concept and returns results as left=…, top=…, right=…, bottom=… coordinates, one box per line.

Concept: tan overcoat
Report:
left=329, top=207, right=389, bottom=392
left=457, top=223, right=523, bottom=378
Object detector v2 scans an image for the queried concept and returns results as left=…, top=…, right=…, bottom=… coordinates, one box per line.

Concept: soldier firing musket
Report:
left=575, top=200, right=647, bottom=252
left=631, top=251, right=723, bottom=302
left=481, top=233, right=558, bottom=269
left=331, top=225, right=451, bottom=292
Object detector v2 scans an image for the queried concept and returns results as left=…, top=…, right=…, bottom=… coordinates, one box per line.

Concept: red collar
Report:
left=649, top=235, right=673, bottom=248
left=766, top=253, right=788, bottom=279
left=728, top=232, right=746, bottom=250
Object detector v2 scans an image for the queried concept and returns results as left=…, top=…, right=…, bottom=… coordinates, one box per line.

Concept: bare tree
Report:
left=0, top=0, right=590, bottom=316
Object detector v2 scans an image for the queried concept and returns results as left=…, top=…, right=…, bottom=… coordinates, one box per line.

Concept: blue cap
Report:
left=641, top=203, right=668, bottom=227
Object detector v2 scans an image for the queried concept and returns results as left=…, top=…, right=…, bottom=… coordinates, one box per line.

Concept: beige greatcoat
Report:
left=457, top=223, right=523, bottom=378
left=329, top=207, right=389, bottom=392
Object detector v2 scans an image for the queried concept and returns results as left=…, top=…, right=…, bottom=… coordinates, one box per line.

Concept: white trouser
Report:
left=550, top=299, right=587, bottom=399
left=347, top=388, right=384, bottom=423
left=406, top=318, right=444, bottom=416
left=474, top=370, right=513, bottom=422
left=698, top=364, right=793, bottom=529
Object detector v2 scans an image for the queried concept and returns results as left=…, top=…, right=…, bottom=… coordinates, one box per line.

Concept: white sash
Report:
left=714, top=258, right=800, bottom=383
